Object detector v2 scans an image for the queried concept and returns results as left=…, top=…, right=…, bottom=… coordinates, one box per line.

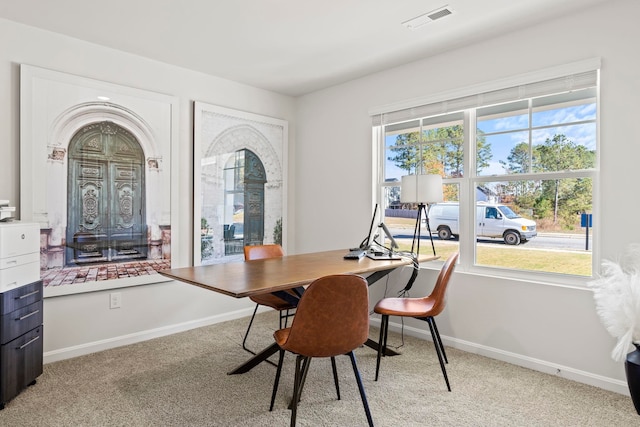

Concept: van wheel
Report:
left=438, top=227, right=452, bottom=240
left=504, top=231, right=521, bottom=245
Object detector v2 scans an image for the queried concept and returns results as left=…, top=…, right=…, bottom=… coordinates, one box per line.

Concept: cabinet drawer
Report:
left=0, top=223, right=39, bottom=260
left=0, top=252, right=39, bottom=270
left=0, top=300, right=43, bottom=345
left=0, top=326, right=43, bottom=405
left=0, top=260, right=40, bottom=293
left=0, top=281, right=42, bottom=315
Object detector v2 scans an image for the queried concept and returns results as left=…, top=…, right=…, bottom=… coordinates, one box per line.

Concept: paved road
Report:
left=389, top=228, right=591, bottom=252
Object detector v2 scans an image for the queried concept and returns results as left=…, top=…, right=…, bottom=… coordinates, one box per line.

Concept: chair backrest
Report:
left=244, top=244, right=284, bottom=261
left=425, top=252, right=459, bottom=317
left=279, top=274, right=369, bottom=358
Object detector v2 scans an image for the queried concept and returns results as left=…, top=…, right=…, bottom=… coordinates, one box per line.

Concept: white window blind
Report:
left=371, top=59, right=600, bottom=126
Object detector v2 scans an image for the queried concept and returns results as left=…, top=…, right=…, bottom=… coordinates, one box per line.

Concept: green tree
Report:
left=500, top=141, right=531, bottom=174
left=387, top=132, right=422, bottom=173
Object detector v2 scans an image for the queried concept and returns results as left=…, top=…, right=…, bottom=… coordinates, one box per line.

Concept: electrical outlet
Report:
left=110, top=292, right=122, bottom=309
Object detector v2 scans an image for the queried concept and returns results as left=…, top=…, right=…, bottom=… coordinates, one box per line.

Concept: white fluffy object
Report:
left=588, top=244, right=640, bottom=362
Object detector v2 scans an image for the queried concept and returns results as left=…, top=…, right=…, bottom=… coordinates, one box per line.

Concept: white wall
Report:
left=294, top=0, right=639, bottom=394
left=0, top=18, right=296, bottom=361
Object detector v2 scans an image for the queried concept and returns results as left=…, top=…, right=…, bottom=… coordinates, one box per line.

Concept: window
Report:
left=374, top=63, right=598, bottom=281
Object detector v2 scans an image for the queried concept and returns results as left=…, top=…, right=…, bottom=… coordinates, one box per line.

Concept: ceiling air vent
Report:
left=402, top=5, right=453, bottom=30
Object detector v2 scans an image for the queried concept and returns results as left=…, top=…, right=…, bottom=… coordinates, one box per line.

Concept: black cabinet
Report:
left=0, top=280, right=43, bottom=409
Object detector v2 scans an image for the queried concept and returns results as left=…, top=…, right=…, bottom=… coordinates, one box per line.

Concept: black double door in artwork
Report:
left=243, top=150, right=266, bottom=247
left=66, top=121, right=148, bottom=266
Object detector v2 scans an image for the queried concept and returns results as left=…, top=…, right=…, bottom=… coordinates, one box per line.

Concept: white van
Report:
left=427, top=202, right=537, bottom=245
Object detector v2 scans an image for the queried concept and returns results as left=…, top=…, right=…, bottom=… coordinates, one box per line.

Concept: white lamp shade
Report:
left=400, top=174, right=443, bottom=203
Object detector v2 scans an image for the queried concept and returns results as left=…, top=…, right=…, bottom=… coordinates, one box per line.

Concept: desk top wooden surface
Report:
left=158, top=249, right=437, bottom=298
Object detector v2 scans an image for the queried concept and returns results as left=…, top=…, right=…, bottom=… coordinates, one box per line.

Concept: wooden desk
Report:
left=159, top=249, right=436, bottom=374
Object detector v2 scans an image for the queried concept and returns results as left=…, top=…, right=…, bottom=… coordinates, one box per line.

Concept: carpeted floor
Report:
left=2, top=311, right=638, bottom=426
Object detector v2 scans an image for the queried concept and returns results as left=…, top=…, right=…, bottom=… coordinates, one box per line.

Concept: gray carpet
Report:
left=2, top=311, right=637, bottom=426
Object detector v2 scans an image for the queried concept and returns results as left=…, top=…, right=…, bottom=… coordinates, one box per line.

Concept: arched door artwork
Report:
left=223, top=149, right=266, bottom=254
left=66, top=121, right=148, bottom=266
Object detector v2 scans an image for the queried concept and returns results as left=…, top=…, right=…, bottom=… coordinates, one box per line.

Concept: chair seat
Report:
left=250, top=293, right=296, bottom=311
left=273, top=327, right=290, bottom=347
left=374, top=296, right=436, bottom=317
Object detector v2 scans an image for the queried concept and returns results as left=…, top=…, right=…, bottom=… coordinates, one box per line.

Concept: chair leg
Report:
left=291, top=355, right=311, bottom=427
left=289, top=356, right=312, bottom=409
left=270, top=349, right=286, bottom=411
left=430, top=317, right=448, bottom=364
left=298, top=357, right=312, bottom=404
left=375, top=315, right=389, bottom=381
left=242, top=304, right=261, bottom=353
left=348, top=351, right=374, bottom=427
left=427, top=317, right=451, bottom=391
left=331, top=356, right=341, bottom=400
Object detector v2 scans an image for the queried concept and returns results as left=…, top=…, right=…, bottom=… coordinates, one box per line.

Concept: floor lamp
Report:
left=401, top=174, right=444, bottom=257
left=399, top=174, right=443, bottom=293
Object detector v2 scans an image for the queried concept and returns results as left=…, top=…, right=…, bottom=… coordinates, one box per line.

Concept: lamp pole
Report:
left=411, top=203, right=436, bottom=257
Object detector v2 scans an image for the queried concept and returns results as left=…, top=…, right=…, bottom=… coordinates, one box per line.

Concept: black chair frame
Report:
left=377, top=314, right=450, bottom=391
left=271, top=349, right=373, bottom=427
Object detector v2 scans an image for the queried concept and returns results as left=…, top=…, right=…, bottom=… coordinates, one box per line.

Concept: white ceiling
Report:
left=0, top=0, right=608, bottom=96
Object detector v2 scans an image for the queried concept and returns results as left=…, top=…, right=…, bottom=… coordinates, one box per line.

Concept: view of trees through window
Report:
left=378, top=85, right=597, bottom=278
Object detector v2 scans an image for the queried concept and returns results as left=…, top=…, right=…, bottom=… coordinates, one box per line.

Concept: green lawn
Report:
left=393, top=239, right=591, bottom=276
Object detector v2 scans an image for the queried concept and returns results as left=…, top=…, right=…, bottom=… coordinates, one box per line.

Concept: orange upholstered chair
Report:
left=374, top=251, right=459, bottom=391
left=269, top=274, right=374, bottom=427
left=242, top=244, right=296, bottom=354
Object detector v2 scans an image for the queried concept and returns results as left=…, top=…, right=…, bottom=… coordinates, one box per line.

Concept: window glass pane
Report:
left=382, top=184, right=413, bottom=250
left=421, top=119, right=464, bottom=178
left=384, top=183, right=401, bottom=210
left=384, top=120, right=421, bottom=181
left=531, top=129, right=596, bottom=172
left=531, top=88, right=596, bottom=127
left=424, top=183, right=460, bottom=256
left=478, top=131, right=530, bottom=176
left=473, top=179, right=592, bottom=276
left=477, top=100, right=529, bottom=133
left=442, top=182, right=459, bottom=203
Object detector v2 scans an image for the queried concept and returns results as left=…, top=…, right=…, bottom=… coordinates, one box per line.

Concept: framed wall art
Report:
left=20, top=65, right=178, bottom=297
left=193, top=102, right=288, bottom=265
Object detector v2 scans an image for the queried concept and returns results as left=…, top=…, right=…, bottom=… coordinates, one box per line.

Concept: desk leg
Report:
left=228, top=342, right=280, bottom=375
left=363, top=338, right=400, bottom=356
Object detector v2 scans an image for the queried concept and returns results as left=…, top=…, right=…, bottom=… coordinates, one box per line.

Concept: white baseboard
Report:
left=370, top=317, right=630, bottom=397
left=43, top=306, right=259, bottom=364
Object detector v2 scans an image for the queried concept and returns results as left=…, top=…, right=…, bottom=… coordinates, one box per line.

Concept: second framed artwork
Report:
left=193, top=102, right=288, bottom=265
